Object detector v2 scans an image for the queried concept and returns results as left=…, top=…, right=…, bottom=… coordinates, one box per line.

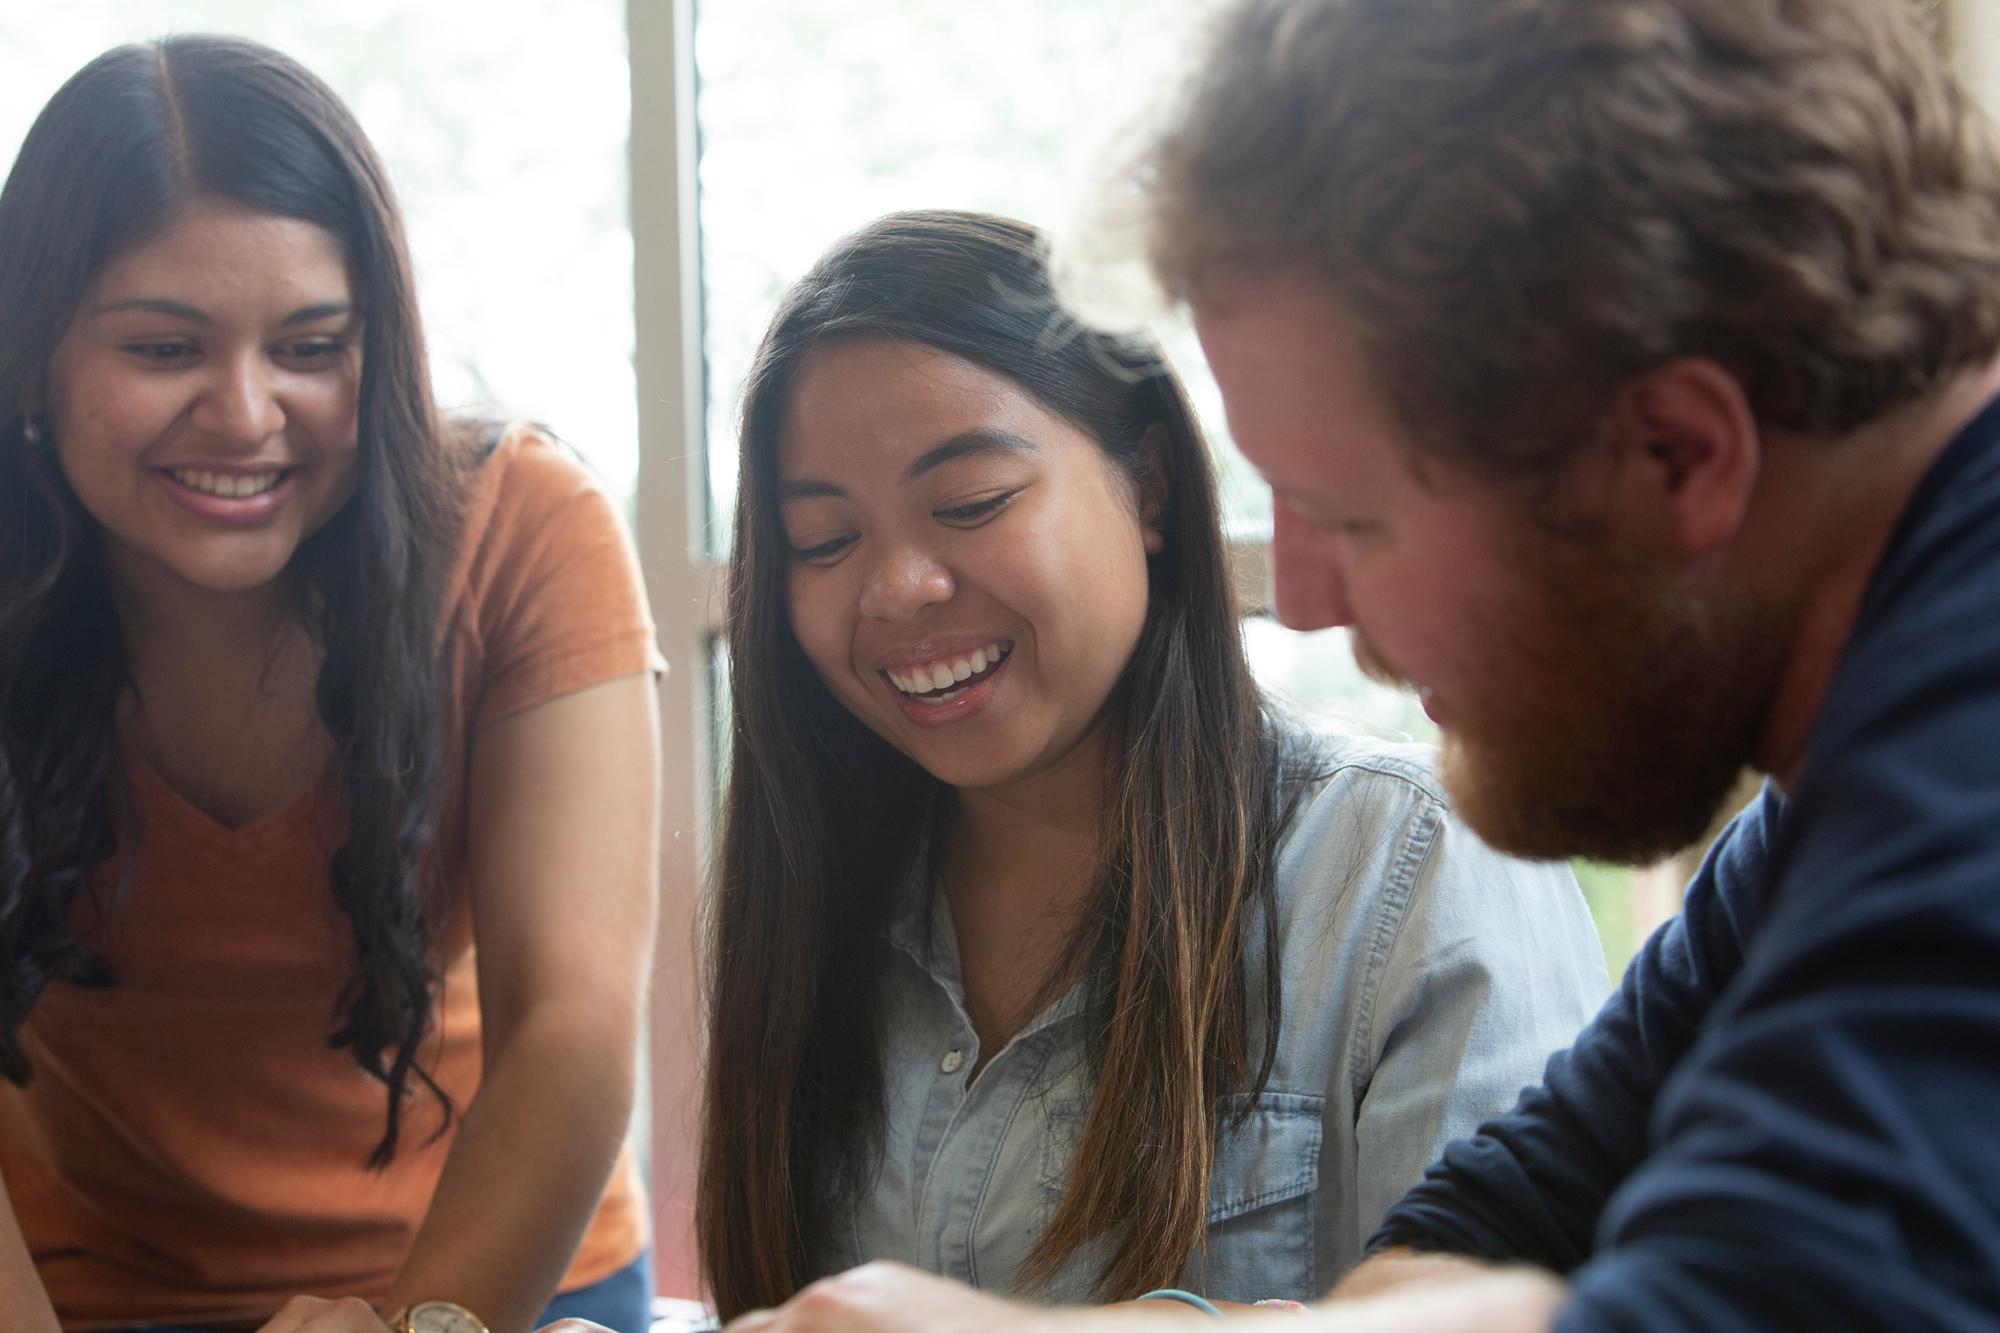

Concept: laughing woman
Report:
left=0, top=38, right=659, bottom=1333
left=698, top=211, right=1610, bottom=1317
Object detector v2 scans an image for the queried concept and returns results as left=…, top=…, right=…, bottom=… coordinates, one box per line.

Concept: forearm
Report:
left=383, top=1004, right=637, bottom=1333
left=0, top=1172, right=57, bottom=1333
left=716, top=1260, right=1562, bottom=1333
left=1329, top=1246, right=1498, bottom=1301
left=1313, top=1266, right=1567, bottom=1333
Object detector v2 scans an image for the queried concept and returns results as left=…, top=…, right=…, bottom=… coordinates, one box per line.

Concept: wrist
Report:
left=382, top=1300, right=491, bottom=1333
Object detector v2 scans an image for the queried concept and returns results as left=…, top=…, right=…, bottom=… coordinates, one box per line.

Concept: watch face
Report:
left=408, top=1301, right=487, bottom=1333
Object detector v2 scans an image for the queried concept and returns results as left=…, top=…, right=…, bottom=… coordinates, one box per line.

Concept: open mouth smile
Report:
left=165, top=466, right=290, bottom=499
left=883, top=640, right=1013, bottom=705
left=155, top=464, right=304, bottom=523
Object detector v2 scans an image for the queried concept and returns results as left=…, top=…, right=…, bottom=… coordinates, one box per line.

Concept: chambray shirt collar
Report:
left=883, top=853, right=1090, bottom=1047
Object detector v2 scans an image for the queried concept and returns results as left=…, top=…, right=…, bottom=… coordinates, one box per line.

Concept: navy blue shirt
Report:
left=1369, top=395, right=2000, bottom=1330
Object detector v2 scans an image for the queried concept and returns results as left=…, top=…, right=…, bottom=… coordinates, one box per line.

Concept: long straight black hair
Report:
left=0, top=36, right=462, bottom=1164
left=700, top=210, right=1321, bottom=1314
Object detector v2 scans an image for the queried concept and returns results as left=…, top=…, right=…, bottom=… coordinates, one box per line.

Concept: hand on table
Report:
left=724, top=1262, right=1076, bottom=1333
left=256, top=1295, right=390, bottom=1333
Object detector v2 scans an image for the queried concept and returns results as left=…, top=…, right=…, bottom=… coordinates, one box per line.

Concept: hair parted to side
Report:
left=699, top=209, right=1322, bottom=1316
left=0, top=36, right=463, bottom=1165
left=1134, top=0, right=2000, bottom=472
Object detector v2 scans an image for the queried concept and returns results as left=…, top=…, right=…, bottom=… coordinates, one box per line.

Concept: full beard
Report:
left=1357, top=557, right=1783, bottom=866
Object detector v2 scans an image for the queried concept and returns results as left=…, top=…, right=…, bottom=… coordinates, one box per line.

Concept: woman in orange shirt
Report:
left=0, top=37, right=660, bottom=1333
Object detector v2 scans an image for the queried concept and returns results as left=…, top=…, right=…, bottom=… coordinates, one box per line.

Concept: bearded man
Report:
left=1156, top=6, right=2000, bottom=1327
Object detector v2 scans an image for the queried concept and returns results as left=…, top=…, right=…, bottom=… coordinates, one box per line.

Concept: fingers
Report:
left=256, top=1295, right=389, bottom=1333
left=719, top=1261, right=1023, bottom=1333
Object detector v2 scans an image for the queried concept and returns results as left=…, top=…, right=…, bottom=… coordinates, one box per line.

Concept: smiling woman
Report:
left=700, top=210, right=1609, bottom=1319
left=47, top=200, right=363, bottom=598
left=779, top=338, right=1157, bottom=783
left=0, top=35, right=661, bottom=1333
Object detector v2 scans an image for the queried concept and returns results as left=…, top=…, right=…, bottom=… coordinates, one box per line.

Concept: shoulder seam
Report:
left=1346, top=792, right=1446, bottom=1093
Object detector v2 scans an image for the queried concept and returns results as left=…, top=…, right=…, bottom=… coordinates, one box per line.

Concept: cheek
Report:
left=785, top=571, right=855, bottom=688
left=51, top=393, right=154, bottom=506
left=294, top=377, right=362, bottom=459
left=54, top=374, right=159, bottom=453
left=1269, top=520, right=1350, bottom=631
left=1026, top=484, right=1150, bottom=592
left=322, top=435, right=363, bottom=490
left=317, top=379, right=363, bottom=439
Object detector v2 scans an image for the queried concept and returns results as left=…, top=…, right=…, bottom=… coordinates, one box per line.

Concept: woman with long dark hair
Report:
left=697, top=210, right=1607, bottom=1317
left=0, top=38, right=660, bottom=1333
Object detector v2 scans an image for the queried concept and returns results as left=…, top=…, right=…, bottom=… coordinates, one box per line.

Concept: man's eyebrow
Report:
left=778, top=428, right=1041, bottom=502
left=903, top=427, right=1039, bottom=482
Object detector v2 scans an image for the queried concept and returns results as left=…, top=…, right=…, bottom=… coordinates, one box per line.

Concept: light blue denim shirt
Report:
left=823, top=734, right=1610, bottom=1303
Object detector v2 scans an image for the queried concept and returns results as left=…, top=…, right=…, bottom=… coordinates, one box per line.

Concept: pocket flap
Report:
left=1206, top=1091, right=1324, bottom=1223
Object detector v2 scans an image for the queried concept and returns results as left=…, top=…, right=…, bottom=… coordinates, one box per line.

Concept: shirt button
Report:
left=940, top=1049, right=965, bottom=1074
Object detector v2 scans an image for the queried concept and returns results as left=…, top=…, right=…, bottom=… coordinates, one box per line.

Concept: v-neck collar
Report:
left=118, top=730, right=336, bottom=850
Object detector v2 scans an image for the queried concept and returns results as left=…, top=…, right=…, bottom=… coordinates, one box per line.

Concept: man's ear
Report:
left=1138, top=423, right=1171, bottom=554
left=1598, top=358, right=1761, bottom=558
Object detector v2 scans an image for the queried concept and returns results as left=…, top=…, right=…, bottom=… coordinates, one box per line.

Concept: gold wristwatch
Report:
left=385, top=1300, right=490, bottom=1333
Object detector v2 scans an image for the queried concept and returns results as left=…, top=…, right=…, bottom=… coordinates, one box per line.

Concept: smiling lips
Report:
left=885, top=640, right=1013, bottom=703
left=166, top=466, right=288, bottom=499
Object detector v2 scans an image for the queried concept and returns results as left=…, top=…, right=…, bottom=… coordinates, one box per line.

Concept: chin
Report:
left=165, top=556, right=297, bottom=597
left=1439, top=733, right=1747, bottom=866
left=902, top=752, right=1013, bottom=792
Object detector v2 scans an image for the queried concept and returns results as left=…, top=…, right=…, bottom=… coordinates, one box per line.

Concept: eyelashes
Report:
left=933, top=490, right=1017, bottom=523
left=787, top=489, right=1022, bottom=565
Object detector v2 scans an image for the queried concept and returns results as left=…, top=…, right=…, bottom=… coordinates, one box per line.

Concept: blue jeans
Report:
left=101, top=1250, right=655, bottom=1333
left=534, top=1250, right=655, bottom=1330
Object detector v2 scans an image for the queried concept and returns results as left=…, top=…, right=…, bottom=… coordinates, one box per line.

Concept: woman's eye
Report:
left=790, top=533, right=857, bottom=564
left=122, top=341, right=197, bottom=363
left=935, top=491, right=1017, bottom=524
left=276, top=337, right=347, bottom=365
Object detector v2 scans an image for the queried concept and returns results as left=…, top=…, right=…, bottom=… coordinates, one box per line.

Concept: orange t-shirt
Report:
left=0, top=429, right=662, bottom=1328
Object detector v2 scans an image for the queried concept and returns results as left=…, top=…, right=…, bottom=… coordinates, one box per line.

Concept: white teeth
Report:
left=170, top=467, right=283, bottom=499
left=885, top=641, right=1012, bottom=697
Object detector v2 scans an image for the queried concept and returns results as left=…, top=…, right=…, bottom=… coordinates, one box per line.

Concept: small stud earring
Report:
left=20, top=414, right=43, bottom=446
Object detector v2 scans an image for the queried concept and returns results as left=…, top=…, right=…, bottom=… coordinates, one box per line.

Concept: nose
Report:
left=190, top=350, right=285, bottom=444
left=1270, top=502, right=1355, bottom=631
left=857, top=540, right=954, bottom=622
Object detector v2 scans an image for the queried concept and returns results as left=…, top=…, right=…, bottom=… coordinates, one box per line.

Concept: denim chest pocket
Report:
left=1192, top=1090, right=1323, bottom=1301
left=1037, top=1090, right=1324, bottom=1303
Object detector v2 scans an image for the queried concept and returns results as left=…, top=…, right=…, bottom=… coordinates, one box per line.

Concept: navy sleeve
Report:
left=1369, top=427, right=2000, bottom=1329
left=1365, top=792, right=1768, bottom=1271
left=1547, top=477, right=2000, bottom=1332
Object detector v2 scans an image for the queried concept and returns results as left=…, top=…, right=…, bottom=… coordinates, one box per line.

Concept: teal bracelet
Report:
left=1136, top=1288, right=1224, bottom=1320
